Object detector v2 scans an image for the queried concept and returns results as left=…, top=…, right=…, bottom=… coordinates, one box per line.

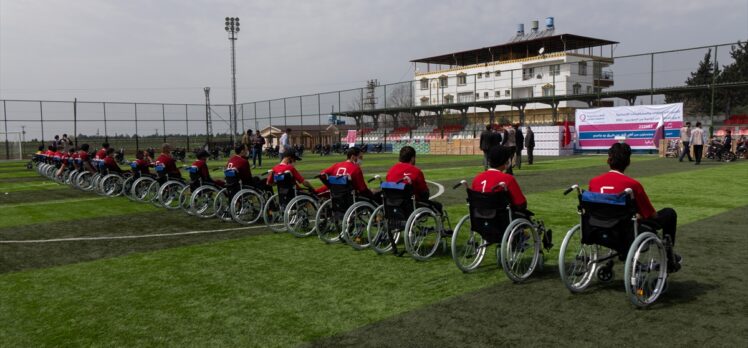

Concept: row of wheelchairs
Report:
left=34, top=157, right=673, bottom=307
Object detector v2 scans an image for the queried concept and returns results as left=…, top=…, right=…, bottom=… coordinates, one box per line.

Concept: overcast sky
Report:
left=1, top=0, right=747, bottom=105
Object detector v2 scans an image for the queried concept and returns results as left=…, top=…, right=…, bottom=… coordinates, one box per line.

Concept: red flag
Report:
left=562, top=120, right=572, bottom=147
left=652, top=113, right=665, bottom=147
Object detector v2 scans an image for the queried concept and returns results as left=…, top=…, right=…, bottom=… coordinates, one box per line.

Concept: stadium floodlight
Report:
left=225, top=17, right=240, bottom=144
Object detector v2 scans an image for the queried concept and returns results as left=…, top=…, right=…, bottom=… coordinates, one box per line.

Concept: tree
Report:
left=716, top=41, right=748, bottom=116
left=665, top=49, right=718, bottom=114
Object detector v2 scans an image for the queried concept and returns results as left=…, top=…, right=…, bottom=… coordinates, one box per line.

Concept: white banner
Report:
left=575, top=103, right=684, bottom=150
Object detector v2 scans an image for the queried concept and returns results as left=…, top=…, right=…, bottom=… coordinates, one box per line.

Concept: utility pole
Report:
left=204, top=87, right=212, bottom=148
left=225, top=17, right=240, bottom=145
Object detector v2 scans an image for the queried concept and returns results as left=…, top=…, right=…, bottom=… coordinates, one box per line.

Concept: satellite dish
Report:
left=538, top=47, right=545, bottom=55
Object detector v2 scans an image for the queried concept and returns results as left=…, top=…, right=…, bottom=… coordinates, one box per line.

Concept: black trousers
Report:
left=515, top=147, right=523, bottom=169
left=642, top=207, right=678, bottom=245
left=252, top=147, right=262, bottom=166
left=693, top=145, right=703, bottom=163
left=526, top=146, right=534, bottom=164
left=679, top=141, right=693, bottom=161
left=482, top=150, right=490, bottom=170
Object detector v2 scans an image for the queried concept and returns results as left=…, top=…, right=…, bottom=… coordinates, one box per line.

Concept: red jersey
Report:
left=78, top=150, right=90, bottom=162
left=95, top=148, right=107, bottom=160
left=155, top=154, right=181, bottom=178
left=471, top=169, right=526, bottom=207
left=226, top=155, right=252, bottom=184
left=44, top=150, right=54, bottom=156
left=588, top=170, right=656, bottom=219
left=133, top=159, right=151, bottom=174
left=321, top=160, right=369, bottom=193
left=386, top=162, right=428, bottom=199
left=103, top=156, right=122, bottom=173
left=268, top=162, right=304, bottom=186
left=191, top=159, right=211, bottom=181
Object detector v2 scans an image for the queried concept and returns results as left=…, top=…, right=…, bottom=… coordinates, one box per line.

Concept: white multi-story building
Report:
left=410, top=18, right=618, bottom=124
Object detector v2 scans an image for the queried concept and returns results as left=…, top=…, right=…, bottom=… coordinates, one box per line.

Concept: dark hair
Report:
left=234, top=145, right=245, bottom=154
left=399, top=146, right=416, bottom=163
left=50, top=146, right=58, bottom=152
left=68, top=148, right=76, bottom=153
left=346, top=146, right=361, bottom=159
left=488, top=146, right=513, bottom=168
left=607, top=143, right=632, bottom=172
left=38, top=145, right=44, bottom=151
left=63, top=133, right=68, bottom=137
left=102, top=142, right=110, bottom=149
left=196, top=150, right=210, bottom=159
left=685, top=122, right=691, bottom=126
left=106, top=148, right=116, bottom=155
left=695, top=122, right=702, bottom=127
left=81, top=144, right=90, bottom=151
left=247, top=129, right=252, bottom=135
left=54, top=135, right=59, bottom=139
left=726, top=130, right=732, bottom=135
left=286, top=128, right=292, bottom=132
left=135, top=150, right=144, bottom=159
left=486, top=124, right=492, bottom=131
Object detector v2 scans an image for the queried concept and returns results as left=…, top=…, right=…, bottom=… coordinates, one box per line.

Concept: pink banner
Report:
left=578, top=139, right=659, bottom=147
left=345, top=130, right=357, bottom=144
left=578, top=121, right=683, bottom=132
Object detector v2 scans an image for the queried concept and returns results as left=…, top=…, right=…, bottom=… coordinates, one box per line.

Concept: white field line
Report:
left=1, top=182, right=58, bottom=190
left=2, top=197, right=105, bottom=208
left=0, top=224, right=274, bottom=244
left=426, top=180, right=445, bottom=200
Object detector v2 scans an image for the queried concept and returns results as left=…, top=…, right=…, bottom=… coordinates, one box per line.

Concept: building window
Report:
left=484, top=92, right=489, bottom=98
left=550, top=64, right=561, bottom=76
left=420, top=96, right=429, bottom=105
left=542, top=84, right=555, bottom=97
left=578, top=61, right=587, bottom=76
left=444, top=95, right=454, bottom=104
left=477, top=72, right=482, bottom=79
left=586, top=86, right=592, bottom=94
left=457, top=92, right=474, bottom=103
left=475, top=93, right=480, bottom=100
left=573, top=83, right=581, bottom=95
left=484, top=72, right=490, bottom=78
left=522, top=68, right=534, bottom=80
left=420, top=78, right=428, bottom=90
left=495, top=91, right=501, bottom=97
left=457, top=74, right=467, bottom=86
left=439, top=76, right=448, bottom=88
left=495, top=70, right=501, bottom=76
left=505, top=90, right=511, bottom=97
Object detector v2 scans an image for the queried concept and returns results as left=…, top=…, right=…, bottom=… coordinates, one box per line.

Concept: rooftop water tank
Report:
left=516, top=23, right=525, bottom=36
left=546, top=17, right=555, bottom=29
left=531, top=20, right=539, bottom=33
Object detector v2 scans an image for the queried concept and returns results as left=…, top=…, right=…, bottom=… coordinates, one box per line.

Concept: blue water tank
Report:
left=516, top=23, right=525, bottom=35
left=546, top=17, right=554, bottom=29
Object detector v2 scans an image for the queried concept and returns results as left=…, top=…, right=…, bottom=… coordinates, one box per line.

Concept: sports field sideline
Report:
left=0, top=154, right=746, bottom=346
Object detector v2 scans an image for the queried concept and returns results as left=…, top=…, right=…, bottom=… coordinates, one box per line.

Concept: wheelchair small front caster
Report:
left=597, top=262, right=614, bottom=282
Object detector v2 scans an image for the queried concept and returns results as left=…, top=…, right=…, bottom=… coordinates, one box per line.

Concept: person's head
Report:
left=695, top=122, right=702, bottom=128
left=283, top=150, right=302, bottom=164
left=399, top=146, right=416, bottom=165
left=726, top=130, right=732, bottom=135
left=81, top=144, right=90, bottom=152
left=135, top=150, right=144, bottom=160
left=513, top=123, right=519, bottom=129
left=102, top=142, right=110, bottom=149
left=51, top=146, right=58, bottom=152
left=234, top=145, right=248, bottom=158
left=486, top=124, right=492, bottom=131
left=607, top=143, right=632, bottom=172
left=62, top=133, right=68, bottom=138
left=286, top=128, right=292, bottom=133
left=196, top=150, right=210, bottom=160
left=488, top=145, right=514, bottom=170
left=346, top=146, right=363, bottom=163
left=54, top=135, right=59, bottom=140
left=105, top=148, right=115, bottom=157
left=161, top=143, right=171, bottom=154
left=68, top=148, right=75, bottom=154
left=38, top=145, right=44, bottom=151
left=526, top=126, right=532, bottom=131
left=247, top=129, right=252, bottom=135
left=685, top=121, right=691, bottom=127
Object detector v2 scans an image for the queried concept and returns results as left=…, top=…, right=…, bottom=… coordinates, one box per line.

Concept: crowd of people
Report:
left=479, top=123, right=535, bottom=173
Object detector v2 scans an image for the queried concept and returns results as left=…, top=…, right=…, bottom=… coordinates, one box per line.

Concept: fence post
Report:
left=103, top=102, right=109, bottom=143
left=709, top=45, right=718, bottom=137
left=3, top=100, right=8, bottom=159
left=73, top=98, right=78, bottom=148
left=253, top=102, right=258, bottom=130
left=241, top=104, right=245, bottom=135
left=134, top=103, right=139, bottom=151
left=650, top=53, right=655, bottom=104
left=39, top=101, right=45, bottom=144
left=162, top=104, right=167, bottom=143
left=317, top=94, right=322, bottom=146
left=185, top=104, right=190, bottom=152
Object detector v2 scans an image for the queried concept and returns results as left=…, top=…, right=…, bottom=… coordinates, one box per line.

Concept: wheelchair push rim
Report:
left=624, top=232, right=668, bottom=308
left=341, top=201, right=377, bottom=250
left=262, top=193, right=287, bottom=233
left=558, top=224, right=599, bottom=293
left=499, top=218, right=541, bottom=283
left=405, top=207, right=443, bottom=261
left=451, top=215, right=488, bottom=273
left=230, top=188, right=265, bottom=225
left=367, top=205, right=402, bottom=255
left=190, top=185, right=220, bottom=218
left=316, top=199, right=342, bottom=244
left=284, top=195, right=319, bottom=238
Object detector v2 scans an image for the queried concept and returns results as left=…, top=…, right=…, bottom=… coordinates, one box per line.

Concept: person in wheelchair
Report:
left=472, top=145, right=528, bottom=215
left=386, top=146, right=441, bottom=213
left=155, top=143, right=183, bottom=180
left=191, top=150, right=225, bottom=187
left=132, top=150, right=152, bottom=176
left=267, top=150, right=314, bottom=191
left=316, top=146, right=378, bottom=202
left=589, top=143, right=681, bottom=272
left=95, top=142, right=110, bottom=161
left=226, top=145, right=254, bottom=185
left=103, top=148, right=123, bottom=174
left=78, top=144, right=95, bottom=173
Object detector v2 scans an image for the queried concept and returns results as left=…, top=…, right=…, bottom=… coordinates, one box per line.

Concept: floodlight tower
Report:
left=225, top=17, right=240, bottom=145
left=204, top=87, right=213, bottom=148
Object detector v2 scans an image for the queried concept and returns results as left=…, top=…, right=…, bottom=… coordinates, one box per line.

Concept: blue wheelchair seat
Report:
left=579, top=190, right=638, bottom=253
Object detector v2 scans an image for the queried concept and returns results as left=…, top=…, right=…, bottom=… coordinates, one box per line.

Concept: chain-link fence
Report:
left=2, top=41, right=746, bottom=159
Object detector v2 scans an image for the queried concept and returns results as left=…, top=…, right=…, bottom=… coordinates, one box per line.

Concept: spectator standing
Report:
left=678, top=122, right=694, bottom=162
left=479, top=125, right=493, bottom=169
left=279, top=128, right=291, bottom=159
left=525, top=126, right=535, bottom=164
left=689, top=122, right=707, bottom=165
left=242, top=129, right=252, bottom=151
left=502, top=125, right=516, bottom=174
left=514, top=124, right=524, bottom=170
left=252, top=129, right=265, bottom=168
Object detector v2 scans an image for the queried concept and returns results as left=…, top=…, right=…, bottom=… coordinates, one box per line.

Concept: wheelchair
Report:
left=559, top=185, right=672, bottom=307
left=140, top=164, right=184, bottom=207
left=367, top=180, right=452, bottom=261
left=209, top=169, right=264, bottom=222
left=130, top=167, right=158, bottom=203
left=228, top=172, right=270, bottom=225
left=187, top=168, right=230, bottom=219
left=450, top=180, right=552, bottom=282
left=314, top=174, right=378, bottom=250
left=98, top=168, right=130, bottom=198
left=262, top=171, right=298, bottom=233
left=283, top=175, right=326, bottom=238
left=177, top=165, right=213, bottom=215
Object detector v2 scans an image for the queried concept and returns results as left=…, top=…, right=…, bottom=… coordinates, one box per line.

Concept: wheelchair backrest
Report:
left=273, top=172, right=296, bottom=206
left=381, top=182, right=415, bottom=222
left=579, top=190, right=638, bottom=251
left=467, top=189, right=512, bottom=244
left=326, top=175, right=354, bottom=214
